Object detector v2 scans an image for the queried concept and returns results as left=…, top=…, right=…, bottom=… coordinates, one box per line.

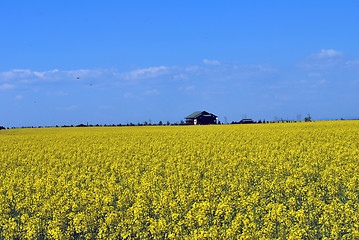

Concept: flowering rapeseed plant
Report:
left=0, top=121, right=359, bottom=239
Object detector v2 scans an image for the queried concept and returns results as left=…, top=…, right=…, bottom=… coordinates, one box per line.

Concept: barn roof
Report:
left=185, top=111, right=216, bottom=119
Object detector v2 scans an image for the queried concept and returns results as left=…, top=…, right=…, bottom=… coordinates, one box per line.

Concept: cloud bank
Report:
left=314, top=49, right=343, bottom=59
left=203, top=59, right=220, bottom=65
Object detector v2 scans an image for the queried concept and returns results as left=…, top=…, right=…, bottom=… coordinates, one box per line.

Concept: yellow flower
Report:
left=0, top=121, right=359, bottom=238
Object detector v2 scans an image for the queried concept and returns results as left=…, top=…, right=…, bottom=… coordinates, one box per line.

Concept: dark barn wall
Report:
left=186, top=119, right=195, bottom=125
left=196, top=115, right=217, bottom=125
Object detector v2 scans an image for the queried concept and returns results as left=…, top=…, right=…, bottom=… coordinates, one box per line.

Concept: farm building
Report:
left=185, top=111, right=218, bottom=125
left=239, top=119, right=255, bottom=124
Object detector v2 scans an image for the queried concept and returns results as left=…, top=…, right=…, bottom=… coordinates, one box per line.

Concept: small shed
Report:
left=239, top=119, right=255, bottom=124
left=185, top=111, right=218, bottom=125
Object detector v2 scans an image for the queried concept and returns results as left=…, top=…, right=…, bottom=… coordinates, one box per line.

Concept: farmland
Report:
left=1, top=121, right=359, bottom=239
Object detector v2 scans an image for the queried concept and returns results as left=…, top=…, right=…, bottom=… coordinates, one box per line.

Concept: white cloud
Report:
left=300, top=50, right=345, bottom=70
left=179, top=85, right=196, bottom=91
left=66, top=105, right=78, bottom=111
left=274, top=95, right=290, bottom=101
left=318, top=79, right=326, bottom=84
left=0, top=61, right=279, bottom=95
left=123, top=92, right=134, bottom=98
left=64, top=69, right=105, bottom=79
left=0, top=83, right=15, bottom=90
left=203, top=59, right=220, bottom=65
left=0, top=68, right=115, bottom=81
left=185, top=85, right=196, bottom=91
left=242, top=64, right=275, bottom=73
left=0, top=69, right=62, bottom=81
left=33, top=69, right=59, bottom=78
left=6, top=67, right=145, bottom=90
left=14, top=95, right=23, bottom=100
left=124, top=66, right=169, bottom=80
left=170, top=74, right=188, bottom=80
left=185, top=66, right=200, bottom=72
left=346, top=60, right=359, bottom=65
left=46, top=91, right=68, bottom=96
left=0, top=68, right=122, bottom=90
left=308, top=72, right=322, bottom=77
left=145, top=89, right=160, bottom=95
left=313, top=49, right=343, bottom=59
left=98, top=105, right=114, bottom=109
left=56, top=105, right=79, bottom=111
left=309, top=79, right=327, bottom=88
left=0, top=69, right=31, bottom=80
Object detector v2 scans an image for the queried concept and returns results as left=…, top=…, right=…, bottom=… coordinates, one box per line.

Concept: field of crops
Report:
left=1, top=121, right=359, bottom=239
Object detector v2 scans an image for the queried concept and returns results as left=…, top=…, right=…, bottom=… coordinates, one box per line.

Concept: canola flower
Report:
left=0, top=121, right=359, bottom=239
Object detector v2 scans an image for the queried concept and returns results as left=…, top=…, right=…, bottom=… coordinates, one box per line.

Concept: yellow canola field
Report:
left=1, top=121, right=359, bottom=239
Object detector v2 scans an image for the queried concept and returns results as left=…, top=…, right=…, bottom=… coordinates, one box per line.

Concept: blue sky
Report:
left=1, top=1, right=359, bottom=127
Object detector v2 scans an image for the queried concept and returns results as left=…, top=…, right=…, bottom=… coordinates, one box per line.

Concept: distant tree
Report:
left=180, top=120, right=185, bottom=125
left=144, top=121, right=148, bottom=126
left=296, top=114, right=302, bottom=122
left=0, top=126, right=5, bottom=130
left=158, top=121, right=163, bottom=126
left=304, top=114, right=312, bottom=122
left=218, top=120, right=221, bottom=124
left=166, top=121, right=171, bottom=126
